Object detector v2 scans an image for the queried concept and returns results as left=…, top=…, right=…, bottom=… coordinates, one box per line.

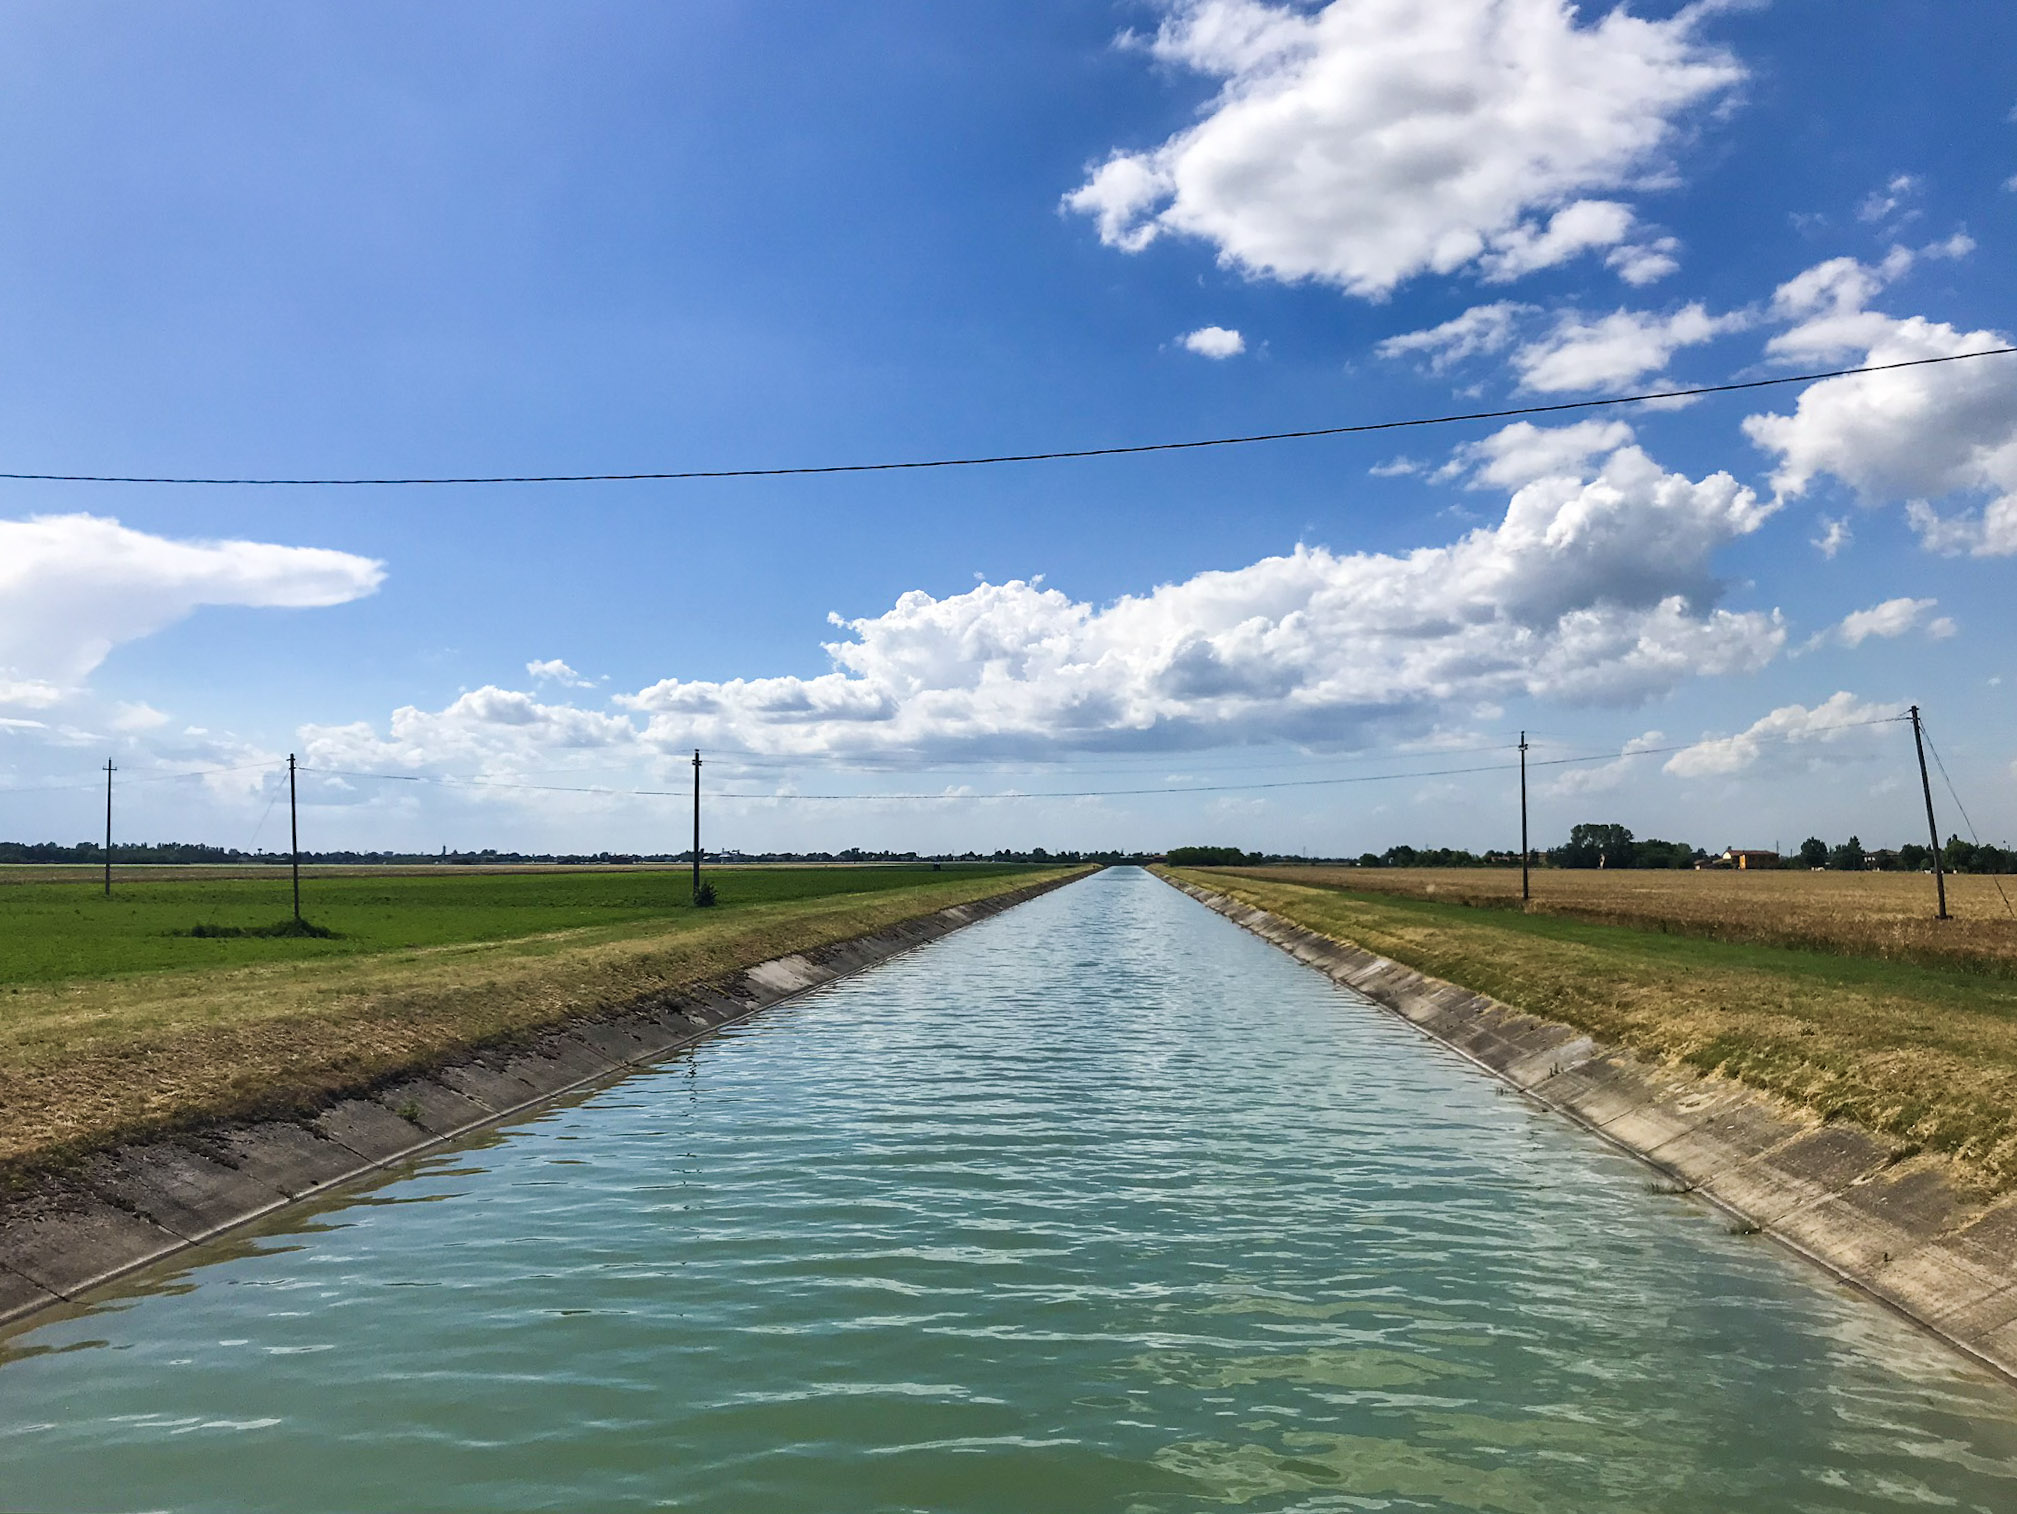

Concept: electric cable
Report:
left=1, top=348, right=2009, bottom=487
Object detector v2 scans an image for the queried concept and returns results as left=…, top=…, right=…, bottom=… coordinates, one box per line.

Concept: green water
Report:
left=2, top=866, right=2013, bottom=1511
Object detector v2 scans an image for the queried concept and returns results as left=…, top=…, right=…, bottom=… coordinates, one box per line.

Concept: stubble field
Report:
left=1216, top=864, right=2017, bottom=973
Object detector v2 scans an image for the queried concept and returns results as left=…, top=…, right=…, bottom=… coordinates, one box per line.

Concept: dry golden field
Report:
left=1216, top=865, right=2017, bottom=973
left=1170, top=866, right=2017, bottom=1189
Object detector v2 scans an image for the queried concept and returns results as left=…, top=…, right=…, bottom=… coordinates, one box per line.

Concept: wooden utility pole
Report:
left=1518, top=731, right=1530, bottom=904
left=1910, top=705, right=1949, bottom=921
left=103, top=758, right=114, bottom=897
left=691, top=748, right=702, bottom=902
left=289, top=753, right=302, bottom=924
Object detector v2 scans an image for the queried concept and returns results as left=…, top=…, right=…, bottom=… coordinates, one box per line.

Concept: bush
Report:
left=692, top=879, right=719, bottom=908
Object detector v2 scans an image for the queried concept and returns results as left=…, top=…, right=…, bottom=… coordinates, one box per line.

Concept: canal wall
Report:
left=0, top=870, right=1087, bottom=1332
left=1161, top=872, right=2017, bottom=1387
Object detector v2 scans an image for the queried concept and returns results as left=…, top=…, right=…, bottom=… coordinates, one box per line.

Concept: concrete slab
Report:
left=744, top=954, right=826, bottom=999
left=435, top=1062, right=549, bottom=1114
left=372, top=1079, right=493, bottom=1139
left=200, top=1123, right=364, bottom=1199
left=0, top=1195, right=182, bottom=1297
left=78, top=1145, right=291, bottom=1243
left=314, top=1099, right=432, bottom=1165
left=0, top=1263, right=62, bottom=1325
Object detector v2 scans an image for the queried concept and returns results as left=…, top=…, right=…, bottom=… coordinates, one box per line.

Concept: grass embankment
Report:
left=0, top=865, right=1077, bottom=1182
left=1164, top=867, right=2017, bottom=1191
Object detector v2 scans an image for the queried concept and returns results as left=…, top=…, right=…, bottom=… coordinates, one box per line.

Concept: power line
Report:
left=296, top=719, right=1905, bottom=804
left=3, top=349, right=2010, bottom=487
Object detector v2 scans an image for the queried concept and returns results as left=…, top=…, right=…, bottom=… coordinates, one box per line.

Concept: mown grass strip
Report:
left=1166, top=867, right=2017, bottom=1191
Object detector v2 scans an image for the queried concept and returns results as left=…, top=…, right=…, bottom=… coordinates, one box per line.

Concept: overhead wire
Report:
left=0, top=349, right=2010, bottom=487
left=294, top=716, right=1907, bottom=804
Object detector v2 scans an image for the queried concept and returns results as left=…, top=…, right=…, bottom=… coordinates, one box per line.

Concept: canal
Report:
left=3, top=866, right=2014, bottom=1511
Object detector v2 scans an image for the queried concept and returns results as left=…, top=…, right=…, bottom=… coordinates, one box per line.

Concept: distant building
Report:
left=1695, top=847, right=1779, bottom=871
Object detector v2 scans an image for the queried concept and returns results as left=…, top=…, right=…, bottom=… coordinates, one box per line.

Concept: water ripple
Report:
left=2, top=866, right=2015, bottom=1512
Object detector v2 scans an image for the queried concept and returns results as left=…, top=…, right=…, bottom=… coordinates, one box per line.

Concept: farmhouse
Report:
left=1696, top=848, right=1781, bottom=871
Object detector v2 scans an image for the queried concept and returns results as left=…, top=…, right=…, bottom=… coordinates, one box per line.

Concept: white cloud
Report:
left=1546, top=727, right=1667, bottom=796
left=527, top=657, right=596, bottom=688
left=1445, top=418, right=1638, bottom=491
left=1811, top=515, right=1851, bottom=558
left=1743, top=252, right=2017, bottom=556
left=1606, top=236, right=1682, bottom=286
left=335, top=443, right=1780, bottom=775
left=1802, top=596, right=1947, bottom=651
left=1064, top=0, right=1742, bottom=297
left=1858, top=173, right=1919, bottom=225
left=1376, top=301, right=1533, bottom=372
left=1181, top=325, right=1246, bottom=358
left=1368, top=456, right=1423, bottom=477
left=1513, top=302, right=1748, bottom=392
left=109, top=701, right=172, bottom=732
left=1663, top=692, right=1905, bottom=778
left=0, top=514, right=385, bottom=706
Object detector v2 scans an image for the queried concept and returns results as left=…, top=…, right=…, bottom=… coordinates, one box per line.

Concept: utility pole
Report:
left=289, top=754, right=302, bottom=925
left=103, top=758, right=115, bottom=897
left=1909, top=706, right=1949, bottom=921
left=1519, top=732, right=1530, bottom=904
left=691, top=748, right=702, bottom=902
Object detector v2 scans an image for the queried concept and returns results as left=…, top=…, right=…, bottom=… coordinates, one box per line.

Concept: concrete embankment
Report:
left=1161, top=871, right=2017, bottom=1387
left=0, top=871, right=1086, bottom=1331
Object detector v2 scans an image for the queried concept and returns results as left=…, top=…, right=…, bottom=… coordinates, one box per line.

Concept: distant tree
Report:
left=1797, top=837, right=1828, bottom=870
left=1356, top=852, right=1382, bottom=868
left=1827, top=835, right=1866, bottom=871
left=1165, top=846, right=1249, bottom=866
left=1551, top=823, right=1635, bottom=869
left=1631, top=838, right=1694, bottom=869
left=1897, top=842, right=1930, bottom=871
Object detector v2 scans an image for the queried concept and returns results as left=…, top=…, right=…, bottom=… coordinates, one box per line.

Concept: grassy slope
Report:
left=1, top=866, right=1077, bottom=1178
left=1165, top=867, right=2017, bottom=1190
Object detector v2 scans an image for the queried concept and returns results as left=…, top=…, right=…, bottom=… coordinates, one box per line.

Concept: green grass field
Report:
left=0, top=865, right=1027, bottom=985
left=0, top=863, right=1075, bottom=1176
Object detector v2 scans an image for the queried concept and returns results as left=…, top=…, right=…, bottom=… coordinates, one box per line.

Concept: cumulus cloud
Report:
left=332, top=443, right=1781, bottom=775
left=1513, top=302, right=1748, bottom=392
left=1376, top=302, right=1533, bottom=372
left=1799, top=596, right=1953, bottom=652
left=1064, top=0, right=1741, bottom=297
left=527, top=657, right=596, bottom=688
left=1831, top=597, right=1950, bottom=647
left=1812, top=515, right=1852, bottom=558
left=1443, top=418, right=1638, bottom=491
left=0, top=514, right=385, bottom=706
left=1181, top=325, right=1246, bottom=358
left=1858, top=173, right=1920, bottom=225
left=1662, top=692, right=1905, bottom=778
left=1743, top=249, right=2017, bottom=556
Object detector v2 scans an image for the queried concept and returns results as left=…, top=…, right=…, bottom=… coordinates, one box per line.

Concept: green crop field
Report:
left=0, top=865, right=1027, bottom=985
left=0, top=863, right=1075, bottom=1174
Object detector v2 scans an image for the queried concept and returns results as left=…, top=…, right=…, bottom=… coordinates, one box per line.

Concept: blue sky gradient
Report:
left=2, top=0, right=2013, bottom=858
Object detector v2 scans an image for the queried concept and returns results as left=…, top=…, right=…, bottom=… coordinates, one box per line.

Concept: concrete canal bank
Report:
left=0, top=869, right=1088, bottom=1329
left=1161, top=869, right=2017, bottom=1387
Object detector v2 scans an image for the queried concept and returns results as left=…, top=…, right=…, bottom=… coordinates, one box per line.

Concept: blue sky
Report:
left=2, top=0, right=2013, bottom=858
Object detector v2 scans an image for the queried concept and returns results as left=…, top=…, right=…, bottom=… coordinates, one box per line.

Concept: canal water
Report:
left=3, top=867, right=2015, bottom=1512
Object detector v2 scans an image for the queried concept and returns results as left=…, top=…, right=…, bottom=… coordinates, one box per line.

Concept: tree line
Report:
left=1169, top=824, right=2014, bottom=873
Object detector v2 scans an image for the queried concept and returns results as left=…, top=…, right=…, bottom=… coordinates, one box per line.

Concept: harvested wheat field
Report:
left=1214, top=865, right=2017, bottom=973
